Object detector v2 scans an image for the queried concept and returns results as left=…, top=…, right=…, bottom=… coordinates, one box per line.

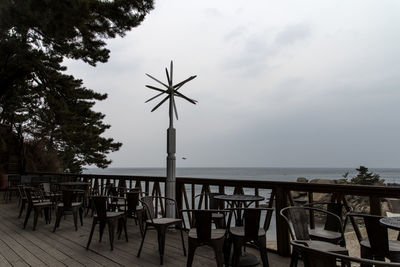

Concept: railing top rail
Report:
left=23, top=172, right=400, bottom=197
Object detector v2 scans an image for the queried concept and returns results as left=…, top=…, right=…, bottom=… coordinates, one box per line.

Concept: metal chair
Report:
left=347, top=212, right=400, bottom=265
left=137, top=196, right=186, bottom=265
left=291, top=241, right=400, bottom=267
left=182, top=209, right=229, bottom=267
left=119, top=189, right=145, bottom=236
left=53, top=189, right=83, bottom=232
left=86, top=196, right=128, bottom=250
left=195, top=192, right=226, bottom=228
left=280, top=206, right=348, bottom=267
left=23, top=187, right=53, bottom=230
left=227, top=207, right=273, bottom=267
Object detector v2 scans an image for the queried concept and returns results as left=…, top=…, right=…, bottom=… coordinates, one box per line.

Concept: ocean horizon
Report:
left=83, top=167, right=400, bottom=184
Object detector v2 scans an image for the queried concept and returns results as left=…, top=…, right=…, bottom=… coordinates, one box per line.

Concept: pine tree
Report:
left=350, top=166, right=381, bottom=185
left=0, top=0, right=154, bottom=172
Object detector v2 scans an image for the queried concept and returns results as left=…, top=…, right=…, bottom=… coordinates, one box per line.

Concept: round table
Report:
left=380, top=217, right=400, bottom=231
left=214, top=194, right=264, bottom=208
left=58, top=182, right=91, bottom=208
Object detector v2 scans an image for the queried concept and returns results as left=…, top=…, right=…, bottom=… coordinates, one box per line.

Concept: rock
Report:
left=297, top=177, right=308, bottom=183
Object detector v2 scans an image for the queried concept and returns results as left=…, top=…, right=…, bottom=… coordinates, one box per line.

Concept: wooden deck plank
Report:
left=0, top=252, right=12, bottom=267
left=1, top=204, right=118, bottom=267
left=0, top=227, right=46, bottom=266
left=0, top=219, right=66, bottom=267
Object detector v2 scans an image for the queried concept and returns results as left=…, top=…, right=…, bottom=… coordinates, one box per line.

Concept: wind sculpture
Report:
left=145, top=61, right=197, bottom=217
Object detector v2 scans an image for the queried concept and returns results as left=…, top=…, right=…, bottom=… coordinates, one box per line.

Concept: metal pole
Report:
left=166, top=92, right=176, bottom=218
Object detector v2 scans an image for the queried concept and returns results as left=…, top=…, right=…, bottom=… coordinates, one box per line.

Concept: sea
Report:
left=83, top=167, right=400, bottom=184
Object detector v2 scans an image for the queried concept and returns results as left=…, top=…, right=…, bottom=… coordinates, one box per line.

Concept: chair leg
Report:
left=211, top=239, right=225, bottom=267
left=79, top=207, right=83, bottom=226
left=108, top=219, right=115, bottom=250
left=123, top=217, right=128, bottom=242
left=179, top=225, right=187, bottom=256
left=23, top=206, right=32, bottom=229
left=19, top=200, right=25, bottom=218
left=137, top=224, right=148, bottom=257
left=290, top=249, right=298, bottom=267
left=157, top=226, right=167, bottom=265
left=186, top=238, right=197, bottom=267
left=137, top=210, right=144, bottom=237
left=223, top=235, right=232, bottom=266
left=86, top=219, right=97, bottom=250
left=33, top=208, right=39, bottom=230
left=99, top=221, right=106, bottom=242
left=53, top=208, right=62, bottom=232
left=258, top=237, right=269, bottom=267
left=73, top=209, right=78, bottom=231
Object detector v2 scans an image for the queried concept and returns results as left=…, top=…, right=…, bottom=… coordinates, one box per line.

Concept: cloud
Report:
left=275, top=23, right=312, bottom=46
left=204, top=8, right=222, bottom=18
left=222, top=23, right=312, bottom=77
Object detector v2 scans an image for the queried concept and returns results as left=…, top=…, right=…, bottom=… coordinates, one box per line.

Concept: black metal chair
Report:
left=347, top=212, right=400, bottom=266
left=291, top=241, right=400, bottom=267
left=280, top=206, right=348, bottom=267
left=23, top=187, right=53, bottom=230
left=86, top=196, right=128, bottom=250
left=53, top=189, right=83, bottom=232
left=195, top=192, right=226, bottom=228
left=227, top=207, right=273, bottom=267
left=137, top=196, right=186, bottom=265
left=182, top=209, right=229, bottom=267
left=119, top=189, right=145, bottom=236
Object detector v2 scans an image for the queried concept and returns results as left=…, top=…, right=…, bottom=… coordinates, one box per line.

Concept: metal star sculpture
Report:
left=145, top=61, right=197, bottom=122
left=145, top=61, right=197, bottom=217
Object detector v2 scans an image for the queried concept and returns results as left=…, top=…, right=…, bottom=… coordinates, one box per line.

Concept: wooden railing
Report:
left=14, top=172, right=400, bottom=257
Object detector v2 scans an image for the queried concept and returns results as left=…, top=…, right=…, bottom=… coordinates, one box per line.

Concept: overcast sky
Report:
left=65, top=0, right=400, bottom=168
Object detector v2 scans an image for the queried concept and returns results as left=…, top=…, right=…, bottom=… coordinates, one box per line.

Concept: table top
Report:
left=58, top=182, right=90, bottom=186
left=214, top=194, right=264, bottom=202
left=380, top=216, right=400, bottom=231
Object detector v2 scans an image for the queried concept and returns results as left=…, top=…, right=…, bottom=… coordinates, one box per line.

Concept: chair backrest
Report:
left=307, top=202, right=344, bottom=232
left=62, top=190, right=74, bottom=209
left=291, top=241, right=400, bottom=267
left=347, top=213, right=389, bottom=257
left=280, top=206, right=311, bottom=240
left=324, top=202, right=343, bottom=231
left=194, top=210, right=212, bottom=242
left=106, top=185, right=118, bottom=197
left=92, top=196, right=108, bottom=221
left=126, top=190, right=140, bottom=214
left=18, top=184, right=27, bottom=199
left=24, top=187, right=34, bottom=204
left=243, top=208, right=261, bottom=239
left=141, top=196, right=156, bottom=220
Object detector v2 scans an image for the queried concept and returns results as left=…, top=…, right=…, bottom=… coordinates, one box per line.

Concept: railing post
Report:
left=369, top=196, right=381, bottom=215
left=275, top=186, right=290, bottom=256
left=176, top=180, right=183, bottom=214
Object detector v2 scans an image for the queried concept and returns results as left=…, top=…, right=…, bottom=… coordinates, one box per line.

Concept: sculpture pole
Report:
left=166, top=87, right=176, bottom=217
left=145, top=61, right=196, bottom=218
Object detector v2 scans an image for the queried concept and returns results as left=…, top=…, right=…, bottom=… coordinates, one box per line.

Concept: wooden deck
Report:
left=0, top=196, right=291, bottom=267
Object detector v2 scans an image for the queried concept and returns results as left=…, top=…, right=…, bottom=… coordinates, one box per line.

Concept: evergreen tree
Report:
left=0, top=0, right=154, bottom=172
left=350, top=166, right=381, bottom=185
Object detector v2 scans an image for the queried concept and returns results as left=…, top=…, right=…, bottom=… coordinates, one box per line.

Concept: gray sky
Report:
left=65, top=0, right=400, bottom=168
